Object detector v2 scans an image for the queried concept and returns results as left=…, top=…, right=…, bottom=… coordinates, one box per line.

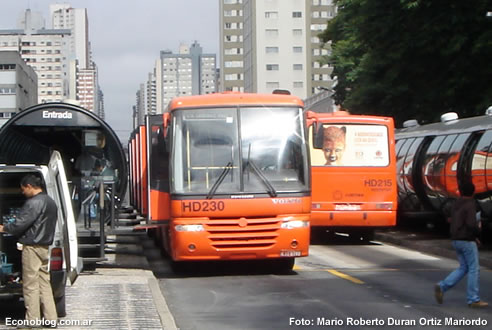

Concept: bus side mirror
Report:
left=313, top=124, right=324, bottom=149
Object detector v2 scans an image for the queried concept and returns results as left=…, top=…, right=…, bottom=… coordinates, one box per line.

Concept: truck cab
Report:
left=0, top=151, right=81, bottom=317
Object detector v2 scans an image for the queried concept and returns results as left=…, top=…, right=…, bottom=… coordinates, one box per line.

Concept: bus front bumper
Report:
left=169, top=216, right=310, bottom=261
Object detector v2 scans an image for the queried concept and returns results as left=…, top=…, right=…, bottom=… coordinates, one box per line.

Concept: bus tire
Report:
left=310, top=227, right=327, bottom=244
left=171, top=260, right=192, bottom=274
left=272, top=258, right=295, bottom=274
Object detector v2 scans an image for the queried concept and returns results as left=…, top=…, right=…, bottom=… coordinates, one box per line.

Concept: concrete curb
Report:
left=148, top=277, right=178, bottom=330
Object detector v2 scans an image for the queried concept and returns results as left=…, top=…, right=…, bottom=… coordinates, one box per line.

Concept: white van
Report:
left=0, top=151, right=81, bottom=317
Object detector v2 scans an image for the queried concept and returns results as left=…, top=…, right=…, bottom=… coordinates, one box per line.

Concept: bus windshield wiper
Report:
left=246, top=159, right=277, bottom=197
left=207, top=162, right=233, bottom=199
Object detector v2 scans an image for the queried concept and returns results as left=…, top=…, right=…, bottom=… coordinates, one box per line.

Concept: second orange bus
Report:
left=306, top=111, right=397, bottom=241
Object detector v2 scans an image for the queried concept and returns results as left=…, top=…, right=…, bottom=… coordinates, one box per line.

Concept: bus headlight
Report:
left=281, top=220, right=309, bottom=229
left=175, top=224, right=205, bottom=232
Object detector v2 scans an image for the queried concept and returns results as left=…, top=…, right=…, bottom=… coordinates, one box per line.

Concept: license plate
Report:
left=335, top=204, right=361, bottom=211
left=280, top=250, right=301, bottom=257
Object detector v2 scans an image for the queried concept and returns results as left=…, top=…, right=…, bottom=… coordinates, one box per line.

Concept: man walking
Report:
left=434, top=182, right=488, bottom=307
left=0, top=174, right=58, bottom=325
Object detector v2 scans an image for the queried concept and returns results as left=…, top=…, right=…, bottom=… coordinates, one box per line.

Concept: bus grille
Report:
left=205, top=218, right=281, bottom=250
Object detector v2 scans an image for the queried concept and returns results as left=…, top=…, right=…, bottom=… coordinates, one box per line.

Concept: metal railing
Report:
left=80, top=177, right=116, bottom=260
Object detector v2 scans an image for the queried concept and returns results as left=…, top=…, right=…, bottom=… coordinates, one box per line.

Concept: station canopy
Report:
left=0, top=102, right=127, bottom=205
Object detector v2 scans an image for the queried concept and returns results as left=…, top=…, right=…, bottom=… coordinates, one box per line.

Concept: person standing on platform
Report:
left=0, top=174, right=58, bottom=326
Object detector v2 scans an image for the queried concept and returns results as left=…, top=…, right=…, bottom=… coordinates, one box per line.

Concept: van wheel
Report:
left=55, top=293, right=66, bottom=317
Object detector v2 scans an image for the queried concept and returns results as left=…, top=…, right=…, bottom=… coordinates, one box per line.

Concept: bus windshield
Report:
left=171, top=106, right=308, bottom=195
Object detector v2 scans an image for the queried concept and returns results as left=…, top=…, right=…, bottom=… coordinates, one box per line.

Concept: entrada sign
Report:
left=42, top=111, right=73, bottom=119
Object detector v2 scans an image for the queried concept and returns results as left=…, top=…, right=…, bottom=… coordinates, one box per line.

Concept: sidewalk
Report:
left=59, top=232, right=178, bottom=330
left=62, top=268, right=166, bottom=329
left=0, top=231, right=177, bottom=330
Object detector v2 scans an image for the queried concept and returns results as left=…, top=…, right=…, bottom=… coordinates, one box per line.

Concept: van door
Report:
left=49, top=151, right=81, bottom=284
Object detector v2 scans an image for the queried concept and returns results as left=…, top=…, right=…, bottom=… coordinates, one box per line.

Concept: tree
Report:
left=320, top=0, right=492, bottom=126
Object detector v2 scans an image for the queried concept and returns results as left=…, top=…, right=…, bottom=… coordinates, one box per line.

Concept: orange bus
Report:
left=306, top=111, right=397, bottom=241
left=130, top=92, right=311, bottom=271
left=129, top=125, right=148, bottom=218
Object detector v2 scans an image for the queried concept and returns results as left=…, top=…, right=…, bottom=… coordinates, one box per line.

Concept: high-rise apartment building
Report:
left=220, top=0, right=245, bottom=92
left=308, top=0, right=337, bottom=95
left=135, top=83, right=146, bottom=127
left=0, top=6, right=101, bottom=112
left=146, top=71, right=157, bottom=115
left=50, top=4, right=99, bottom=114
left=77, top=67, right=97, bottom=112
left=0, top=51, right=37, bottom=127
left=220, top=0, right=336, bottom=98
left=135, top=42, right=217, bottom=123
left=50, top=4, right=90, bottom=69
left=96, top=89, right=105, bottom=119
left=155, top=41, right=217, bottom=113
left=0, top=9, right=70, bottom=104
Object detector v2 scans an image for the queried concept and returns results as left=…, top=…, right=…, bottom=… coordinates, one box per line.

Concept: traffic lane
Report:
left=306, top=242, right=491, bottom=305
left=301, top=243, right=491, bottom=326
left=160, top=270, right=439, bottom=330
left=157, top=245, right=487, bottom=330
left=333, top=247, right=492, bottom=314
left=304, top=242, right=454, bottom=271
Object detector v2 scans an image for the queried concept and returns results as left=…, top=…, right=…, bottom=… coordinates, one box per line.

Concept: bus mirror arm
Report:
left=313, top=123, right=324, bottom=149
left=163, top=113, right=170, bottom=138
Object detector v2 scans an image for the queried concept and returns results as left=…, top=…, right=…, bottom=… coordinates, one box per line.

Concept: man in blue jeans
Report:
left=434, top=182, right=488, bottom=307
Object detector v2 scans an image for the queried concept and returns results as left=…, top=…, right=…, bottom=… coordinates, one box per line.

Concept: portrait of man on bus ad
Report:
left=310, top=124, right=390, bottom=167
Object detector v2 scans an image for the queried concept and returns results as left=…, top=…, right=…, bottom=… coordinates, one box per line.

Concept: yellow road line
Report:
left=326, top=269, right=365, bottom=284
left=294, top=266, right=449, bottom=272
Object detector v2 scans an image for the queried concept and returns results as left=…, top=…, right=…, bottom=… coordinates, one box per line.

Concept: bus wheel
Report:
left=310, top=227, right=327, bottom=244
left=171, top=260, right=192, bottom=274
left=271, top=258, right=295, bottom=274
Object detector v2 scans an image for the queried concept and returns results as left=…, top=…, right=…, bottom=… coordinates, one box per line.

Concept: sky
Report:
left=0, top=0, right=220, bottom=141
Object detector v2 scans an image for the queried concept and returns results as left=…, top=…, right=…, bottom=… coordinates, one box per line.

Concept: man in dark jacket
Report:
left=0, top=174, right=58, bottom=325
left=434, top=182, right=488, bottom=308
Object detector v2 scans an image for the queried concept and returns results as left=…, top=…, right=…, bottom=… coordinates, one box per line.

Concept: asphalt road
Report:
left=152, top=235, right=492, bottom=330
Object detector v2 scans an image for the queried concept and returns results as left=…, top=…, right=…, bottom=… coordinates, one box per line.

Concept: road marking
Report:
left=307, top=245, right=377, bottom=269
left=326, top=269, right=365, bottom=284
left=367, top=243, right=440, bottom=261
left=294, top=266, right=444, bottom=272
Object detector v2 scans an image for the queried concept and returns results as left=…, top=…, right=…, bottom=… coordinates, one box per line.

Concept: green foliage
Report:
left=321, top=0, right=492, bottom=126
